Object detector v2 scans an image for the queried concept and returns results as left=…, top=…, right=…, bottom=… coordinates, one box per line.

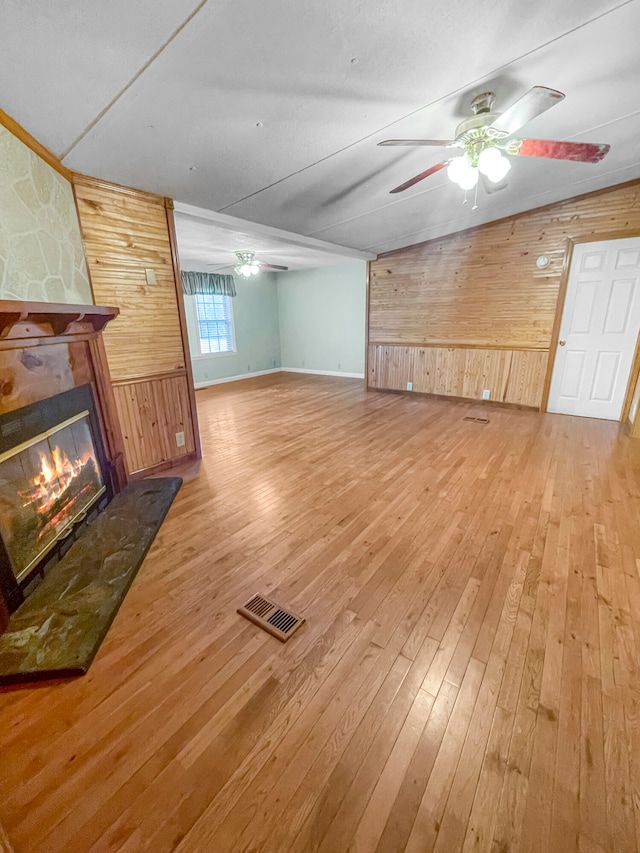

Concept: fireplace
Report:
left=0, top=301, right=125, bottom=629
left=0, top=385, right=112, bottom=611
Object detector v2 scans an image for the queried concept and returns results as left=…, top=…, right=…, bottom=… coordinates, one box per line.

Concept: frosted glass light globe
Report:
left=478, top=147, right=511, bottom=183
left=447, top=155, right=478, bottom=190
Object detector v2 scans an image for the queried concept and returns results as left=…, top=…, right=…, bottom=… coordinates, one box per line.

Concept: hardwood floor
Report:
left=2, top=373, right=640, bottom=853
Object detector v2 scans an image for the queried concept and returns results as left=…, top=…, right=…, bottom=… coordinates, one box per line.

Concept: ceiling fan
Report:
left=233, top=250, right=289, bottom=278
left=379, top=86, right=610, bottom=200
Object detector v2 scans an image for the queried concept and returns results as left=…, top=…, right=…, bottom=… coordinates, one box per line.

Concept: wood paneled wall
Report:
left=74, top=176, right=199, bottom=474
left=368, top=179, right=640, bottom=409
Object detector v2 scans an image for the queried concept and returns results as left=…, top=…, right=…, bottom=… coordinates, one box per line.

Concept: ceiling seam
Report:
left=61, top=0, right=213, bottom=160
left=217, top=0, right=633, bottom=214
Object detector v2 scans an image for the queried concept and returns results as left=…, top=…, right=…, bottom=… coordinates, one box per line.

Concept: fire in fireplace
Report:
left=0, top=411, right=105, bottom=583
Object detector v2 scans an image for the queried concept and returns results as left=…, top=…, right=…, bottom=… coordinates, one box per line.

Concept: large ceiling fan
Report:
left=379, top=87, right=610, bottom=200
left=208, top=250, right=290, bottom=278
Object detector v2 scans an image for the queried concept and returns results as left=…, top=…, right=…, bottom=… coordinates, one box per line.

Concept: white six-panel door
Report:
left=547, top=237, right=640, bottom=420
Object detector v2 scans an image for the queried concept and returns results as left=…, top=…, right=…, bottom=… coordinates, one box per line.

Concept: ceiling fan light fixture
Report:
left=234, top=250, right=261, bottom=278
left=235, top=262, right=257, bottom=278
left=477, top=147, right=511, bottom=183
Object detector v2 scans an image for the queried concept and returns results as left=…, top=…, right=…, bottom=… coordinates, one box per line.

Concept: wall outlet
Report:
left=175, top=431, right=185, bottom=448
left=482, top=389, right=491, bottom=400
left=406, top=381, right=413, bottom=391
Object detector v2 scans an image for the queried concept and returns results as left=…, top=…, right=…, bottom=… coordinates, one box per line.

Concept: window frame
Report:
left=190, top=292, right=237, bottom=359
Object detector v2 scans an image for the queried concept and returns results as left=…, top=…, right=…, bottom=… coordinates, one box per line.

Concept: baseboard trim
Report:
left=194, top=368, right=281, bottom=389
left=368, top=386, right=539, bottom=411
left=130, top=450, right=198, bottom=479
left=281, top=368, right=365, bottom=379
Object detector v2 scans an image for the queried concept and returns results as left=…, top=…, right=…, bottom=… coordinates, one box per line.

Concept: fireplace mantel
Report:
left=0, top=299, right=119, bottom=339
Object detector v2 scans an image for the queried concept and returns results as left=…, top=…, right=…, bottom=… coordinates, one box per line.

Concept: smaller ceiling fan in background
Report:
left=207, top=251, right=289, bottom=278
left=379, top=86, right=610, bottom=205
left=233, top=250, right=289, bottom=278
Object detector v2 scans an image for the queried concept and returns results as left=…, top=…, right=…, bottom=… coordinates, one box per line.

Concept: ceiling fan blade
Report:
left=260, top=263, right=289, bottom=271
left=390, top=161, right=448, bottom=194
left=378, top=139, right=456, bottom=147
left=513, top=139, right=610, bottom=163
left=490, top=86, right=564, bottom=136
left=480, top=172, right=509, bottom=195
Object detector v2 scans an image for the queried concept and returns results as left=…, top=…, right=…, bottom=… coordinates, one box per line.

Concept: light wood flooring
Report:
left=2, top=373, right=640, bottom=853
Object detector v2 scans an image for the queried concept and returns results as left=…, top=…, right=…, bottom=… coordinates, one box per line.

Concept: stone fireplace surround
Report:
left=0, top=300, right=125, bottom=631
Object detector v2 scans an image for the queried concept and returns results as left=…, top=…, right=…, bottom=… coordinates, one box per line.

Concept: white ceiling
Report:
left=174, top=203, right=374, bottom=271
left=2, top=0, right=639, bottom=256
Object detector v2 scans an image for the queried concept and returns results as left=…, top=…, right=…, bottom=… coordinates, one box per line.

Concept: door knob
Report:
left=559, top=339, right=566, bottom=346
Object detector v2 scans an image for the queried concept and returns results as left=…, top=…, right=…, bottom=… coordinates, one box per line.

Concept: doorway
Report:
left=547, top=236, right=640, bottom=420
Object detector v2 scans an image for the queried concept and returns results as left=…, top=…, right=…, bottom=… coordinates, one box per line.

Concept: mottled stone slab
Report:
left=0, top=477, right=181, bottom=685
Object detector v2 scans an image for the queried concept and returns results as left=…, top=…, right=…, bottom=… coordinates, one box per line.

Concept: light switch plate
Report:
left=145, top=268, right=157, bottom=285
left=175, top=431, right=185, bottom=447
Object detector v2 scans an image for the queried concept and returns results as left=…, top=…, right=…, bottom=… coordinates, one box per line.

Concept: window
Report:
left=193, top=293, right=235, bottom=355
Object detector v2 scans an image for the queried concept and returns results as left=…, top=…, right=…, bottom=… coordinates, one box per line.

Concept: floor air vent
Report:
left=238, top=593, right=305, bottom=642
left=463, top=416, right=490, bottom=424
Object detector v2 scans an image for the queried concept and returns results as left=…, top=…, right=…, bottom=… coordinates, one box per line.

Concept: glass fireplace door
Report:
left=0, top=411, right=105, bottom=582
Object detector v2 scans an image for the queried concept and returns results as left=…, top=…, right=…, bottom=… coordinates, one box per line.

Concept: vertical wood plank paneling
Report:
left=368, top=180, right=640, bottom=409
left=113, top=374, right=195, bottom=474
left=74, top=175, right=199, bottom=472
left=73, top=176, right=185, bottom=380
left=368, top=345, right=547, bottom=407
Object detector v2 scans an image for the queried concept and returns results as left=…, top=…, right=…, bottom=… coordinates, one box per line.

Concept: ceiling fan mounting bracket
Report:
left=470, top=92, right=496, bottom=115
left=455, top=112, right=502, bottom=139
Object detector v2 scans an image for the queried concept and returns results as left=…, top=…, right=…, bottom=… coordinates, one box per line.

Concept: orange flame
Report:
left=28, top=446, right=88, bottom=515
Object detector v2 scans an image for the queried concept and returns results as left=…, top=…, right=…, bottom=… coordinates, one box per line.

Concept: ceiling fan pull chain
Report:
left=472, top=181, right=479, bottom=211
left=463, top=189, right=468, bottom=205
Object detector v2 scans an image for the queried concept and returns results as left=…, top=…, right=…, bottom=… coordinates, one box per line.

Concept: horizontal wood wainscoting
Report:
left=368, top=178, right=640, bottom=409
left=368, top=345, right=547, bottom=408
left=73, top=175, right=199, bottom=475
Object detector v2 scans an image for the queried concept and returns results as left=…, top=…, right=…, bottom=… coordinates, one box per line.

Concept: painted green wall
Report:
left=185, top=270, right=281, bottom=385
left=0, top=124, right=92, bottom=303
left=276, top=262, right=366, bottom=376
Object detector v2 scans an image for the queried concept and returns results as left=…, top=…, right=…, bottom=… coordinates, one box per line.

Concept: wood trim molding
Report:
left=622, top=335, right=640, bottom=425
left=112, top=368, right=187, bottom=386
left=371, top=341, right=548, bottom=352
left=72, top=171, right=165, bottom=205
left=365, top=261, right=371, bottom=390
left=88, top=333, right=129, bottom=489
left=130, top=450, right=198, bottom=480
left=0, top=301, right=118, bottom=339
left=0, top=108, right=72, bottom=182
left=380, top=387, right=538, bottom=412
left=165, top=199, right=202, bottom=460
left=540, top=236, right=575, bottom=412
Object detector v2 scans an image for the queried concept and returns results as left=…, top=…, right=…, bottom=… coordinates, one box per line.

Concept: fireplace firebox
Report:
left=0, top=385, right=112, bottom=611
